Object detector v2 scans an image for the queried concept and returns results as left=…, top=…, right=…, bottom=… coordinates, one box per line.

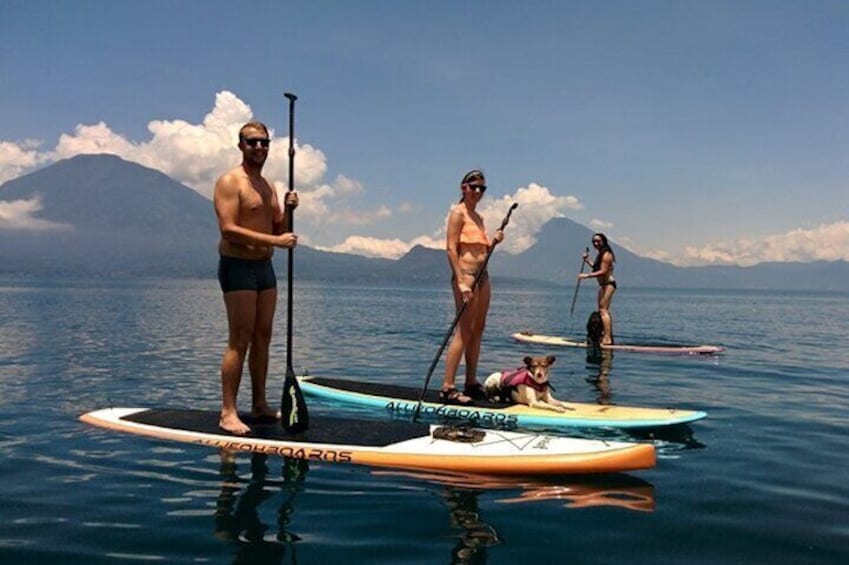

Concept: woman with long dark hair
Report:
left=579, top=233, right=616, bottom=345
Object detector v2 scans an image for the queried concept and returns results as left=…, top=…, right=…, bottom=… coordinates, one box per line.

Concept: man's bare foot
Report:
left=219, top=412, right=250, bottom=435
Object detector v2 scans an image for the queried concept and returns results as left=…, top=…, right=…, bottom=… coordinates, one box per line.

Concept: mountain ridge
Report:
left=1, top=154, right=846, bottom=291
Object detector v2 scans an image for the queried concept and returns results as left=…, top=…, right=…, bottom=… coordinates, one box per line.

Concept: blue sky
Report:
left=2, top=0, right=847, bottom=265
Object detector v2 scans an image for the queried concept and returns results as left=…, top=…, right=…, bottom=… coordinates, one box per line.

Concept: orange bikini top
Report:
left=459, top=216, right=489, bottom=246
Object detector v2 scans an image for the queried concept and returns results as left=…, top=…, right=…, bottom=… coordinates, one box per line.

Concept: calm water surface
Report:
left=1, top=277, right=847, bottom=564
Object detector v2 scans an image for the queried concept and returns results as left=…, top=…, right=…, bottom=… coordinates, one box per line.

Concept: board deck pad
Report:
left=307, top=377, right=466, bottom=405
left=127, top=409, right=426, bottom=446
left=298, top=376, right=707, bottom=429
left=512, top=331, right=726, bottom=355
left=80, top=408, right=656, bottom=475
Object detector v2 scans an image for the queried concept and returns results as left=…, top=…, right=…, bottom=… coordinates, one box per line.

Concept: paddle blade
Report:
left=281, top=369, right=309, bottom=434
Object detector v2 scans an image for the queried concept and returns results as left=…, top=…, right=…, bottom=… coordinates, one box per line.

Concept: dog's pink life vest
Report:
left=499, top=367, right=551, bottom=392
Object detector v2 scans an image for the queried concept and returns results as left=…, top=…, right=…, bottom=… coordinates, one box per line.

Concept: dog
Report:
left=483, top=355, right=568, bottom=412
left=586, top=311, right=604, bottom=355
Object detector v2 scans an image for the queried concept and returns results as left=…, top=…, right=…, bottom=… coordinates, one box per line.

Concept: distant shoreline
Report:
left=1, top=273, right=846, bottom=296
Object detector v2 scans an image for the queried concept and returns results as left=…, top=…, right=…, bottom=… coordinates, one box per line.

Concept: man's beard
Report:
left=249, top=153, right=267, bottom=167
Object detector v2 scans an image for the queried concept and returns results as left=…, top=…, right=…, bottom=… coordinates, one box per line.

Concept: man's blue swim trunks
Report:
left=218, top=256, right=277, bottom=293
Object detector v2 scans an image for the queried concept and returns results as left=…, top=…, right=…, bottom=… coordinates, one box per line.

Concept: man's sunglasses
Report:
left=242, top=137, right=271, bottom=148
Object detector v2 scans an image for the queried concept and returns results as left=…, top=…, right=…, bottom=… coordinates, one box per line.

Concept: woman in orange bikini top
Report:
left=440, top=169, right=504, bottom=405
left=459, top=217, right=490, bottom=247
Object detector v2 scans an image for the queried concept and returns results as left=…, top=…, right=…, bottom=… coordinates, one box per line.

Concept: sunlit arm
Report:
left=446, top=207, right=469, bottom=292
left=272, top=192, right=298, bottom=235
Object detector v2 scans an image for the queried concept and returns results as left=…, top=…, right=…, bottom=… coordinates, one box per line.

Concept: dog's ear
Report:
left=523, top=356, right=532, bottom=366
left=546, top=355, right=556, bottom=365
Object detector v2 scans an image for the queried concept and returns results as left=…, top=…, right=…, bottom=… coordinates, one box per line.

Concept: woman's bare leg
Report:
left=598, top=286, right=616, bottom=345
left=463, top=278, right=491, bottom=386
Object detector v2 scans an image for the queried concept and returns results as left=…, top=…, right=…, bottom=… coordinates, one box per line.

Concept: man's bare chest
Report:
left=239, top=184, right=276, bottom=217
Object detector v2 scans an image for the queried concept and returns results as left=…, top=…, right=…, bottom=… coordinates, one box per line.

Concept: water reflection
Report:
left=585, top=349, right=614, bottom=405
left=584, top=350, right=706, bottom=450
left=368, top=469, right=655, bottom=563
left=443, top=488, right=501, bottom=564
left=215, top=451, right=308, bottom=564
left=627, top=423, right=707, bottom=450
left=376, top=469, right=654, bottom=512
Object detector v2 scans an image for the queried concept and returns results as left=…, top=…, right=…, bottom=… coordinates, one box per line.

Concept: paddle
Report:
left=569, top=247, right=590, bottom=316
left=280, top=92, right=309, bottom=434
left=567, top=247, right=590, bottom=338
left=413, top=202, right=519, bottom=419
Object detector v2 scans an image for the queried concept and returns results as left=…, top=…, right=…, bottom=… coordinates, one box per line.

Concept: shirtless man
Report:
left=214, top=121, right=299, bottom=435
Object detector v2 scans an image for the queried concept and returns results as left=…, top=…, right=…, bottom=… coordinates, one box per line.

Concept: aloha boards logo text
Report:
left=385, top=401, right=518, bottom=428
left=197, top=438, right=352, bottom=463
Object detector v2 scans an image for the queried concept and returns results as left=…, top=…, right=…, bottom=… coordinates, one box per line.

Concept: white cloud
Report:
left=317, top=235, right=414, bottom=259
left=332, top=174, right=364, bottom=195
left=412, top=234, right=443, bottom=250
left=294, top=179, right=391, bottom=227
left=138, top=90, right=329, bottom=196
left=641, top=248, right=672, bottom=262
left=53, top=122, right=137, bottom=159
left=1, top=91, right=329, bottom=201
left=0, top=140, right=48, bottom=184
left=680, top=221, right=849, bottom=266
left=477, top=182, right=583, bottom=254
left=0, top=196, right=72, bottom=231
left=4, top=92, right=844, bottom=268
left=590, top=218, right=614, bottom=230
left=331, top=204, right=392, bottom=226
left=318, top=182, right=583, bottom=259
left=608, top=235, right=638, bottom=255
left=317, top=233, right=442, bottom=259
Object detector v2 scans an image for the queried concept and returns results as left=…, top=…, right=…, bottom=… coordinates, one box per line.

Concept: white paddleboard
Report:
left=80, top=407, right=655, bottom=475
left=512, top=331, right=726, bottom=355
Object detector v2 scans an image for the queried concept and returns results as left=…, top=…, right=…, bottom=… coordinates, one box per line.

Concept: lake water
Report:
left=1, top=277, right=847, bottom=564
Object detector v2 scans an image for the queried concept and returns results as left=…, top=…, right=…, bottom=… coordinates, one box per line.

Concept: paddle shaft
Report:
left=414, top=203, right=519, bottom=418
left=284, top=92, right=296, bottom=375
left=281, top=91, right=309, bottom=433
left=569, top=247, right=590, bottom=316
